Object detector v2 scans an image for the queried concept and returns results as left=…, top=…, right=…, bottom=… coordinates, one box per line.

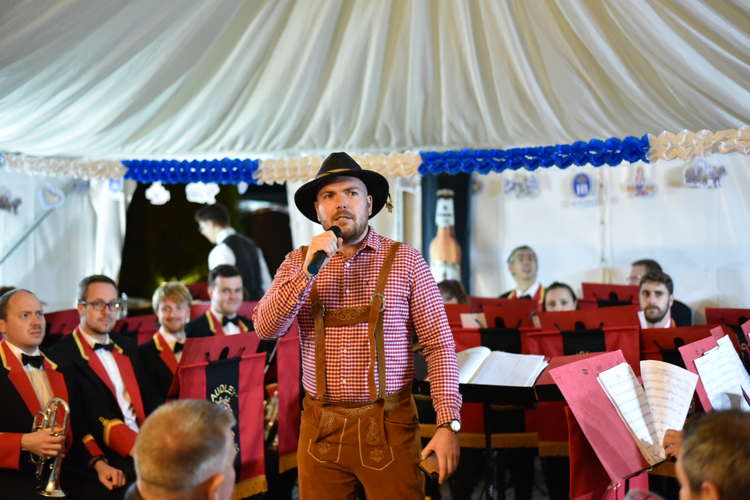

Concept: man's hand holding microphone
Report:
left=304, top=226, right=343, bottom=276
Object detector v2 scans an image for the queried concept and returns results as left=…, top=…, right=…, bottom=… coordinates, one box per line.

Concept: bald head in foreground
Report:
left=127, top=400, right=237, bottom=500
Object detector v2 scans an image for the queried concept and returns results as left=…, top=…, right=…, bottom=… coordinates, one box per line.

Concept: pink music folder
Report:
left=549, top=350, right=650, bottom=482
left=678, top=335, right=719, bottom=411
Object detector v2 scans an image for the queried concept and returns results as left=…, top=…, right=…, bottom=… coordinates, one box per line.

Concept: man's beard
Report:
left=87, top=321, right=112, bottom=336
left=644, top=305, right=669, bottom=324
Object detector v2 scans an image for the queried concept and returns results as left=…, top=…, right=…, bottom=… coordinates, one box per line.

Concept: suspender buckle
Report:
left=313, top=301, right=326, bottom=317
left=371, top=293, right=386, bottom=312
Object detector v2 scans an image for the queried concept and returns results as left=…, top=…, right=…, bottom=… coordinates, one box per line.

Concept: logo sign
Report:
left=572, top=173, right=591, bottom=198
left=626, top=165, right=656, bottom=198
left=683, top=157, right=727, bottom=189
left=210, top=383, right=237, bottom=412
left=503, top=172, right=540, bottom=199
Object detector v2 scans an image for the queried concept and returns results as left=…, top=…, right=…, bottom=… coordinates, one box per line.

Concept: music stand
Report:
left=581, top=283, right=639, bottom=308
left=640, top=325, right=715, bottom=367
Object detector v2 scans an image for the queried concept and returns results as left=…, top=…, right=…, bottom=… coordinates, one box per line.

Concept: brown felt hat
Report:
left=294, top=152, right=390, bottom=223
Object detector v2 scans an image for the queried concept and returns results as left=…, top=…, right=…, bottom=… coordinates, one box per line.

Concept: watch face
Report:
left=450, top=420, right=461, bottom=432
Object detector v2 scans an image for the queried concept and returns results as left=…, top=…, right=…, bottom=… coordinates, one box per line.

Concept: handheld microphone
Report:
left=307, top=226, right=342, bottom=275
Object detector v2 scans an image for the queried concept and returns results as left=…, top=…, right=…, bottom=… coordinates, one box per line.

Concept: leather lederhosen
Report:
left=297, top=242, right=423, bottom=499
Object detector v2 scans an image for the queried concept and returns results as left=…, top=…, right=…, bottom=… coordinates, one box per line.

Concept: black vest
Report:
left=222, top=233, right=264, bottom=300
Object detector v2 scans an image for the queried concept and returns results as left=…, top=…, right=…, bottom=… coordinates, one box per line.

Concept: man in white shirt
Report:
left=48, top=275, right=157, bottom=499
left=195, top=203, right=271, bottom=300
left=500, top=245, right=544, bottom=309
left=638, top=271, right=676, bottom=329
left=185, top=265, right=254, bottom=338
left=138, top=282, right=191, bottom=405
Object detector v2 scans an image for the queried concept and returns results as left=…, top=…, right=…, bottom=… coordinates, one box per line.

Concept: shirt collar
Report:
left=216, top=227, right=236, bottom=244
left=158, top=328, right=186, bottom=345
left=79, top=329, right=110, bottom=348
left=515, top=281, right=541, bottom=298
left=356, top=225, right=380, bottom=254
left=5, top=341, right=41, bottom=362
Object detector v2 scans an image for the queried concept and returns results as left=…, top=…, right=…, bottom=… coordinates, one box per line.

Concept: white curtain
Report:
left=0, top=0, right=747, bottom=159
left=470, top=153, right=750, bottom=320
left=0, top=172, right=133, bottom=312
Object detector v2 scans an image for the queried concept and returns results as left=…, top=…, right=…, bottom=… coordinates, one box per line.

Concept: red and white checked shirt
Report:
left=253, top=227, right=461, bottom=425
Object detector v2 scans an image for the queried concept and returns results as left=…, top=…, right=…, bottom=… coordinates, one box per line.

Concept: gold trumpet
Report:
left=30, top=397, right=70, bottom=498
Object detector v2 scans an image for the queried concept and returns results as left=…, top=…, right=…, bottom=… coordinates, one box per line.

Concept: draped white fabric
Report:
left=471, top=153, right=750, bottom=319
left=0, top=174, right=134, bottom=311
left=1, top=0, right=748, bottom=159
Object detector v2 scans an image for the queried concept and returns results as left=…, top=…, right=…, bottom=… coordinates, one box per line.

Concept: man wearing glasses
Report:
left=47, top=275, right=157, bottom=499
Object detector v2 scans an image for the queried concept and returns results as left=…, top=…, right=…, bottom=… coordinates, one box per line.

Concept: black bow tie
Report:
left=173, top=342, right=185, bottom=354
left=22, top=354, right=44, bottom=369
left=222, top=316, right=238, bottom=326
left=519, top=295, right=532, bottom=300
left=93, top=342, right=114, bottom=352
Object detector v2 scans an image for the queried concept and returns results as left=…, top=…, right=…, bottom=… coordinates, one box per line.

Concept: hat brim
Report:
left=294, top=170, right=390, bottom=223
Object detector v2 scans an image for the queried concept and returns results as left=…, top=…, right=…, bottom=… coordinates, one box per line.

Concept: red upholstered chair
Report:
left=113, top=314, right=159, bottom=345
left=43, top=309, right=80, bottom=348
left=186, top=282, right=209, bottom=301
left=238, top=301, right=258, bottom=318
left=190, top=302, right=211, bottom=319
left=44, top=309, right=80, bottom=337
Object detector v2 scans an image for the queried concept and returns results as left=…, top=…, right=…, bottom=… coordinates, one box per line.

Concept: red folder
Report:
left=678, top=336, right=719, bottom=411
left=549, top=350, right=651, bottom=482
left=581, top=283, right=640, bottom=305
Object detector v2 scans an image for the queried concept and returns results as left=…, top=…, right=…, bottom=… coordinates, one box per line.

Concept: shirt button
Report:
left=341, top=379, right=346, bottom=385
left=345, top=289, right=350, bottom=294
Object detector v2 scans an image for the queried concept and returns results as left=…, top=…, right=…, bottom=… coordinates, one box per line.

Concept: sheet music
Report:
left=469, top=351, right=548, bottom=387
left=715, top=335, right=750, bottom=402
left=597, top=362, right=664, bottom=464
left=460, top=312, right=487, bottom=328
left=456, top=346, right=490, bottom=384
left=694, top=346, right=750, bottom=411
left=640, top=360, right=698, bottom=444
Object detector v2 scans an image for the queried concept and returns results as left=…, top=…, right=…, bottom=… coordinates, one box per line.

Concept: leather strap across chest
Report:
left=305, top=242, right=401, bottom=402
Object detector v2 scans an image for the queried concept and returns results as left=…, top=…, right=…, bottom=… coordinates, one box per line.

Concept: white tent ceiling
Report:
left=1, top=0, right=748, bottom=159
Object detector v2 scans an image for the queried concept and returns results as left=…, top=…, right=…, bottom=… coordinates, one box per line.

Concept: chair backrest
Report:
left=190, top=302, right=211, bottom=319
left=113, top=314, right=159, bottom=345
left=44, top=309, right=80, bottom=336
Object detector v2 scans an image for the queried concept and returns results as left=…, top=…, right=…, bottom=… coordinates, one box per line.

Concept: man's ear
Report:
left=668, top=295, right=675, bottom=308
left=367, top=195, right=373, bottom=216
left=699, top=480, right=720, bottom=500
left=0, top=319, right=6, bottom=335
left=205, top=473, right=225, bottom=499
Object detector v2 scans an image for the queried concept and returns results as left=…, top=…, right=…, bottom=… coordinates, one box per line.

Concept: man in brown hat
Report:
left=253, top=152, right=461, bottom=499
